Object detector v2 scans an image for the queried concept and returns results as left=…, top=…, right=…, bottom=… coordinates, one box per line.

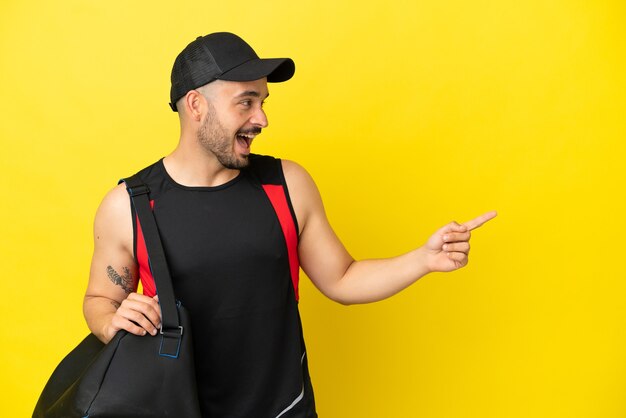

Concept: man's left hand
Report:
left=424, top=211, right=498, bottom=273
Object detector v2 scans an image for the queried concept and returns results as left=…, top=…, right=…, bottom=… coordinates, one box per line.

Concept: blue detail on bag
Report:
left=159, top=326, right=183, bottom=358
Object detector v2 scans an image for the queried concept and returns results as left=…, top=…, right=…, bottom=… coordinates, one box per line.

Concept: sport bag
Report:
left=33, top=175, right=202, bottom=417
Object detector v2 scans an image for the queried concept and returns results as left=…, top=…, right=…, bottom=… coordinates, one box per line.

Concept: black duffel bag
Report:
left=33, top=175, right=201, bottom=417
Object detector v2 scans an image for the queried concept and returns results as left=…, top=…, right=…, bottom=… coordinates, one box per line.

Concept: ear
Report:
left=182, top=90, right=205, bottom=121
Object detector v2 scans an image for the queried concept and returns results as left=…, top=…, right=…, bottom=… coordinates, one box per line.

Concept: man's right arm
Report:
left=83, top=184, right=161, bottom=344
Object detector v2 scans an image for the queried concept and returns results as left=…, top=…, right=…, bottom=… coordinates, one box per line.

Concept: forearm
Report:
left=329, top=246, right=432, bottom=305
left=83, top=295, right=119, bottom=343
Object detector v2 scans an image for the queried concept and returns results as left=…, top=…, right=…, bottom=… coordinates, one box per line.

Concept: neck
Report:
left=163, top=135, right=240, bottom=187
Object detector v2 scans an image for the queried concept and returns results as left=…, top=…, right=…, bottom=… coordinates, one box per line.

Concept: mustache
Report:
left=237, top=127, right=262, bottom=136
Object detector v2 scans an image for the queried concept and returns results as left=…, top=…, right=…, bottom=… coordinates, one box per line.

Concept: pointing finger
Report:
left=463, top=210, right=498, bottom=231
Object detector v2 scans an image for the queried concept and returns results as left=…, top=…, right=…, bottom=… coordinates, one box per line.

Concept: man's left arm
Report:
left=282, top=160, right=497, bottom=305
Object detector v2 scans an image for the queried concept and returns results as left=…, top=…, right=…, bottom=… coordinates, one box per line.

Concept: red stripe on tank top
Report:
left=262, top=184, right=300, bottom=301
left=136, top=200, right=156, bottom=297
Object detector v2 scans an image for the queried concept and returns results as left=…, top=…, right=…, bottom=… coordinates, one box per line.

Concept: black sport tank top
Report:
left=131, top=155, right=317, bottom=417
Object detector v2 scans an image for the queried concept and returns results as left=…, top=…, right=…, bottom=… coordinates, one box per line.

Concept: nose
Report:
left=251, top=107, right=269, bottom=128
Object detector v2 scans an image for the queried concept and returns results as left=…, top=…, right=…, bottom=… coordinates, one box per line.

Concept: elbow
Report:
left=323, top=287, right=364, bottom=306
left=331, top=295, right=354, bottom=306
left=329, top=294, right=378, bottom=306
left=319, top=286, right=354, bottom=306
left=323, top=283, right=387, bottom=306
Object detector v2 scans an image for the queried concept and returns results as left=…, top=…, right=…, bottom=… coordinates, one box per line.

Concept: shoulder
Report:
left=280, top=159, right=316, bottom=189
left=280, top=159, right=324, bottom=229
left=93, top=183, right=133, bottom=251
left=96, top=183, right=131, bottom=221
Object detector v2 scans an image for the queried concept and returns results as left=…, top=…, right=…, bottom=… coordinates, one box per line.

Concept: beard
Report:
left=197, top=104, right=250, bottom=169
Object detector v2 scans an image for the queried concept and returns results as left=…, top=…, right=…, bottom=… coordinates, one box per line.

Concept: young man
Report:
left=83, top=32, right=496, bottom=417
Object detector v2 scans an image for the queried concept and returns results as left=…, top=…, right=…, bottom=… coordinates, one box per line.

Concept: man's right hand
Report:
left=104, top=293, right=162, bottom=342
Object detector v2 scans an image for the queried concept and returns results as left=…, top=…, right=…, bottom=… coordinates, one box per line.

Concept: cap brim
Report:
left=217, top=58, right=295, bottom=83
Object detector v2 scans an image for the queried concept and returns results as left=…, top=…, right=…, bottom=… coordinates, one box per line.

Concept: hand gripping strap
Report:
left=120, top=174, right=182, bottom=358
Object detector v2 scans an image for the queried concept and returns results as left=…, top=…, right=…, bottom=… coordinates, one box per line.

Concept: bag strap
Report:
left=120, top=174, right=182, bottom=358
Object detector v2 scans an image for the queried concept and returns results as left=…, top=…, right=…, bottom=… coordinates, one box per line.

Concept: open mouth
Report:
left=235, top=131, right=260, bottom=153
left=236, top=133, right=254, bottom=150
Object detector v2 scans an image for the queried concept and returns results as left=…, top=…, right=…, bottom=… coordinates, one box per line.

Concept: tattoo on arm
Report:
left=106, top=266, right=136, bottom=294
left=110, top=300, right=121, bottom=309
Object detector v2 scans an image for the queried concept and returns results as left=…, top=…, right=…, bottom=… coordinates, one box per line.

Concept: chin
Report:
left=222, top=155, right=250, bottom=170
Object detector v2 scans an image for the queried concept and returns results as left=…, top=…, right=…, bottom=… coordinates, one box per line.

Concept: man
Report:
left=83, top=32, right=496, bottom=417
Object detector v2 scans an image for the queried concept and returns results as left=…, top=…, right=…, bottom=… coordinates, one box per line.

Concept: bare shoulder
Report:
left=280, top=159, right=325, bottom=232
left=93, top=183, right=133, bottom=252
left=95, top=183, right=131, bottom=225
left=281, top=159, right=312, bottom=182
left=281, top=159, right=321, bottom=199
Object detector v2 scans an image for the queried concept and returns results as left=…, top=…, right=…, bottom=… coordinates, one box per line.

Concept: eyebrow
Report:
left=234, top=90, right=269, bottom=100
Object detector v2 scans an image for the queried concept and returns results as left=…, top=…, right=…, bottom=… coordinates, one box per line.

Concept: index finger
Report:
left=463, top=210, right=498, bottom=231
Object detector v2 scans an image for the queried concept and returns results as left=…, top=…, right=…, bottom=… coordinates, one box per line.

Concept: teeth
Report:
left=237, top=133, right=256, bottom=139
left=236, top=133, right=254, bottom=148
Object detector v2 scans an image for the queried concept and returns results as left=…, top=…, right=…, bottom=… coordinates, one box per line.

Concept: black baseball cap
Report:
left=169, top=32, right=295, bottom=111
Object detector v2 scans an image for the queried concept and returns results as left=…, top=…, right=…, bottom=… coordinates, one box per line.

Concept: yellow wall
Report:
left=1, top=1, right=625, bottom=416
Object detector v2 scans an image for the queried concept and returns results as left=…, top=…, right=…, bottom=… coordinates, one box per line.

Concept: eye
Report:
left=240, top=99, right=252, bottom=107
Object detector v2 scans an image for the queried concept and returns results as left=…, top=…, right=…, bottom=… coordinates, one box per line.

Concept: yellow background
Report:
left=1, top=1, right=625, bottom=417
